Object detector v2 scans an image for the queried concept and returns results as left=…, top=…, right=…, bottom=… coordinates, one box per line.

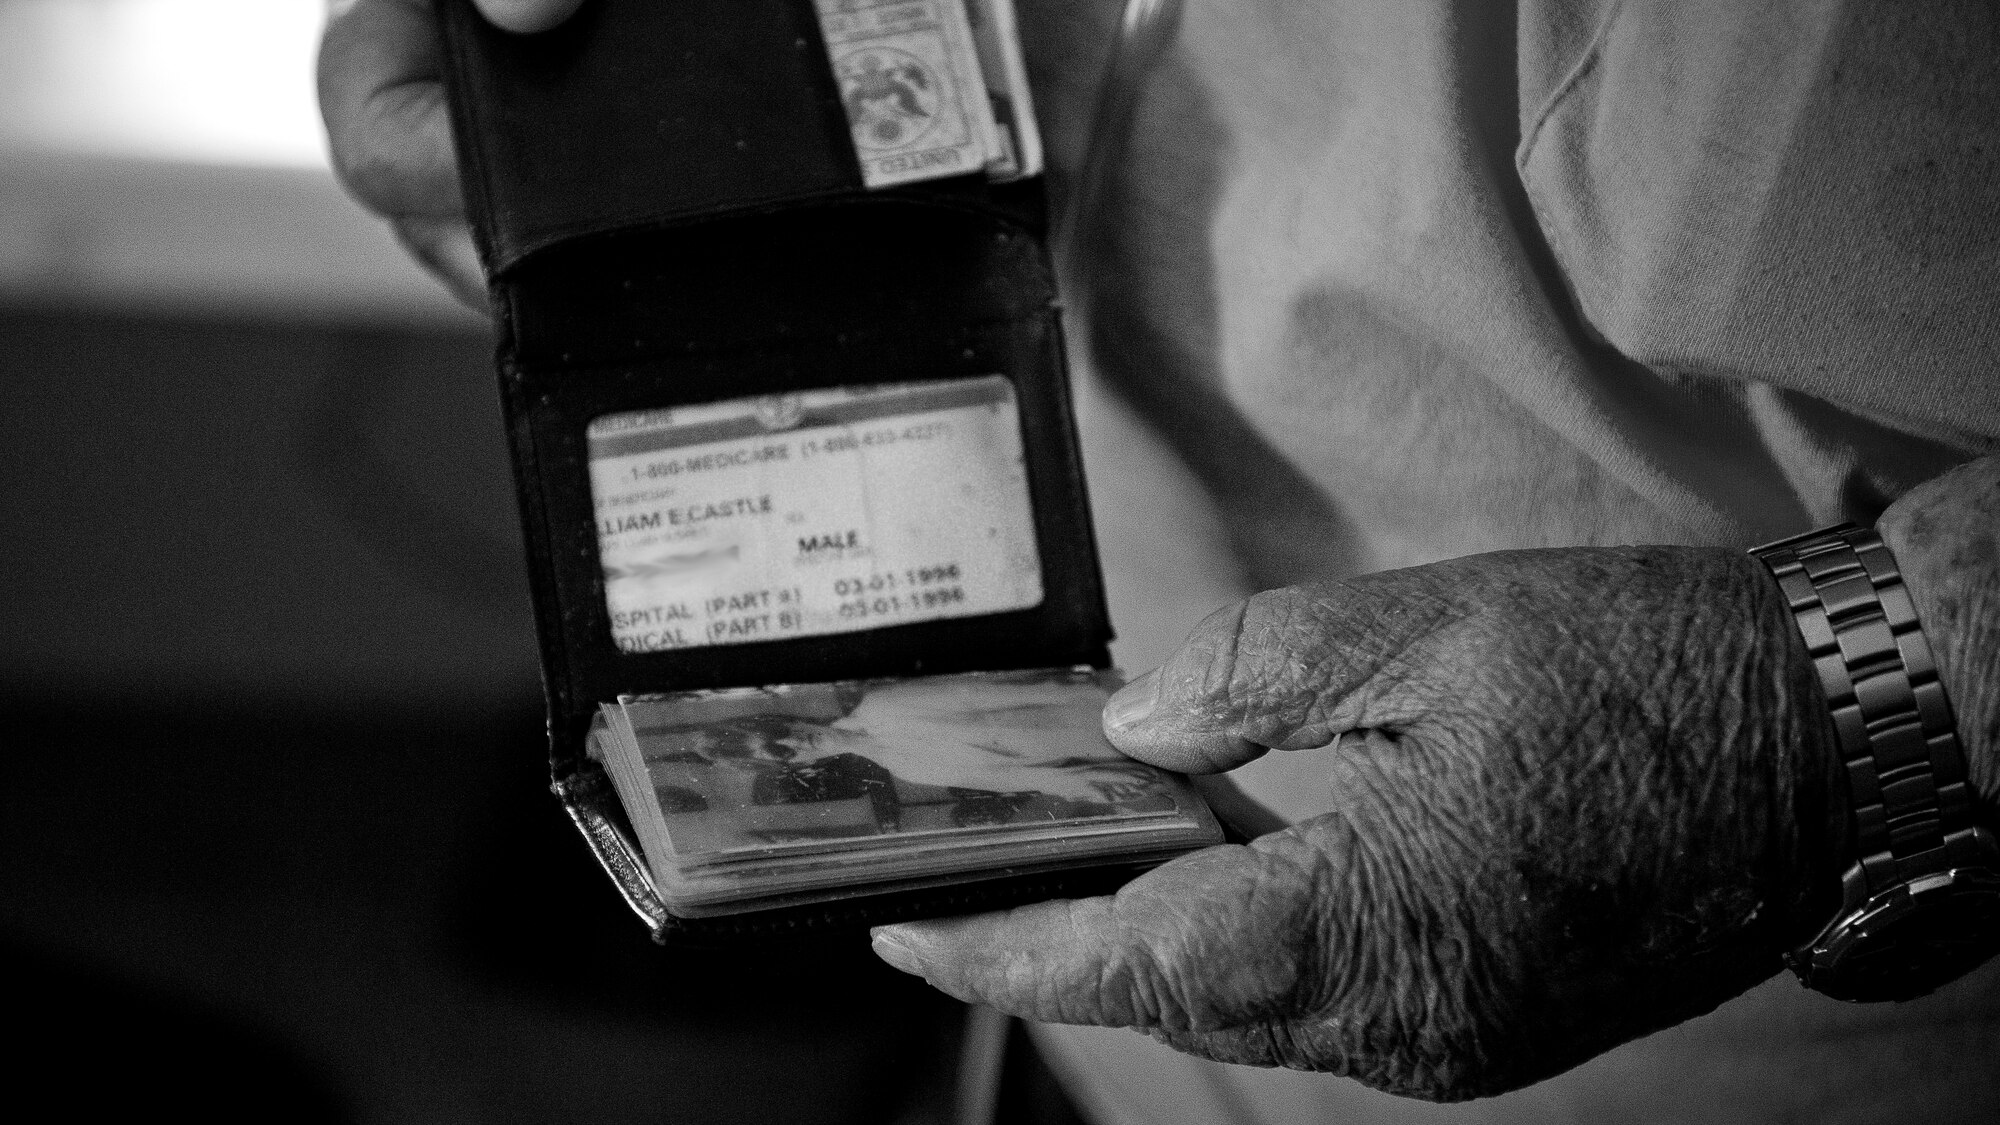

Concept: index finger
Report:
left=318, top=0, right=462, bottom=220
left=869, top=842, right=1330, bottom=1032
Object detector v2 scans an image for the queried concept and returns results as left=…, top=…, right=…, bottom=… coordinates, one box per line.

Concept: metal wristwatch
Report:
left=1752, top=523, right=2000, bottom=1002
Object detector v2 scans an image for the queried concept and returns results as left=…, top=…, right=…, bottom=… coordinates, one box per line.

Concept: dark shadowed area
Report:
left=0, top=305, right=964, bottom=1123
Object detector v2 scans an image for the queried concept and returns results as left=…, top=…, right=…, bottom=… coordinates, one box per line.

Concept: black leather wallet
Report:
left=435, top=0, right=1165, bottom=943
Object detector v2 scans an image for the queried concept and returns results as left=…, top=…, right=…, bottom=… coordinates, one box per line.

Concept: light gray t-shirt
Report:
left=1042, top=0, right=2000, bottom=1121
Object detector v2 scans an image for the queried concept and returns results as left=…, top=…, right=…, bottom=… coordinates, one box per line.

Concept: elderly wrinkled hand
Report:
left=317, top=0, right=583, bottom=309
left=869, top=546, right=1845, bottom=1101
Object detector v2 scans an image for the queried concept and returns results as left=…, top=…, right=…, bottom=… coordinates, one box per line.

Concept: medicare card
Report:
left=586, top=377, right=1044, bottom=654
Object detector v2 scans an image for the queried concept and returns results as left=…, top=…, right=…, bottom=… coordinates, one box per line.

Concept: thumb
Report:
left=473, top=0, right=586, bottom=35
left=1103, top=585, right=1418, bottom=774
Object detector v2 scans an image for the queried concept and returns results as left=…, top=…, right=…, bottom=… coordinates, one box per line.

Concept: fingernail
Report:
left=871, top=928, right=922, bottom=975
left=1104, top=668, right=1160, bottom=731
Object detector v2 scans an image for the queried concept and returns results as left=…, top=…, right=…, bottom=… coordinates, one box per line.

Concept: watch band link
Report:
left=1753, top=524, right=1986, bottom=899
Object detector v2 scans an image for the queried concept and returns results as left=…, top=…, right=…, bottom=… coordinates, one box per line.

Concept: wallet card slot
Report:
left=506, top=310, right=1111, bottom=718
left=438, top=0, right=854, bottom=271
left=551, top=724, right=1160, bottom=946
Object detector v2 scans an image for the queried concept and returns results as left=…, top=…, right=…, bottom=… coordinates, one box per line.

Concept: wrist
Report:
left=1877, top=456, right=2000, bottom=818
left=1751, top=507, right=2000, bottom=1001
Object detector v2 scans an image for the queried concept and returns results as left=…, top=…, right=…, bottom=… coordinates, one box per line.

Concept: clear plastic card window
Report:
left=586, top=376, right=1046, bottom=654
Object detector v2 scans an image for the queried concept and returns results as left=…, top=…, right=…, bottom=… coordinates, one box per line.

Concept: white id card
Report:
left=586, top=376, right=1044, bottom=654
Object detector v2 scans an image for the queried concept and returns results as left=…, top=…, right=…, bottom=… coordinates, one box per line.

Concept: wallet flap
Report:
left=438, top=0, right=863, bottom=272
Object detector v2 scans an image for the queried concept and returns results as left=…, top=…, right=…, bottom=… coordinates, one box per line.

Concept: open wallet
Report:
left=435, top=0, right=1221, bottom=943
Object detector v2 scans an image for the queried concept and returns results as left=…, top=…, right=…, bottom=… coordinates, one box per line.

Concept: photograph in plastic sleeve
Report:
left=616, top=669, right=1209, bottom=859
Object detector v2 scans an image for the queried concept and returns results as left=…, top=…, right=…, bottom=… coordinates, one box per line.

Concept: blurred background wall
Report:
left=0, top=3, right=959, bottom=1119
